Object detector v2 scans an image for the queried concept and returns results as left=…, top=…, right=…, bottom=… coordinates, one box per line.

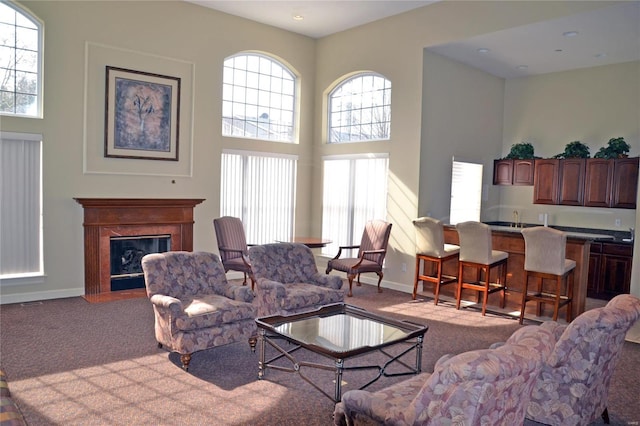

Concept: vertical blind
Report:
left=1, top=132, right=43, bottom=277
left=449, top=159, right=483, bottom=225
left=321, top=154, right=389, bottom=256
left=220, top=150, right=297, bottom=244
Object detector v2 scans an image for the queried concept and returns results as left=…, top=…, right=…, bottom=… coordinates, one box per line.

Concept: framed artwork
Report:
left=105, top=66, right=180, bottom=161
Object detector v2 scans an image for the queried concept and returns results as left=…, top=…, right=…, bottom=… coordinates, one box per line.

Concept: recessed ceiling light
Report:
left=516, top=65, right=528, bottom=70
left=292, top=14, right=304, bottom=21
left=563, top=31, right=579, bottom=37
left=477, top=48, right=490, bottom=54
left=595, top=53, right=608, bottom=59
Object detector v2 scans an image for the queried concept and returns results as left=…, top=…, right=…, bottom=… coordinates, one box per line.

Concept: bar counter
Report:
left=442, top=224, right=600, bottom=319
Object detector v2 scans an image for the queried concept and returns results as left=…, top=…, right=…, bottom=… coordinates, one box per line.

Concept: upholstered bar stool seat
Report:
left=455, top=221, right=508, bottom=316
left=412, top=217, right=459, bottom=304
left=520, top=226, right=576, bottom=324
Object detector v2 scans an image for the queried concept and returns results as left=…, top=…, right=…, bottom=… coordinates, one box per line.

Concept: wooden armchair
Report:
left=326, top=220, right=392, bottom=297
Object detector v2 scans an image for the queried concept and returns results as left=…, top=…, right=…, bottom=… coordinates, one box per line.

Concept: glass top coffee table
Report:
left=255, top=303, right=428, bottom=402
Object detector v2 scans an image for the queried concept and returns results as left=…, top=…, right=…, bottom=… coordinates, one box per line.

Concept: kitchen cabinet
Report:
left=534, top=157, right=638, bottom=209
left=584, top=159, right=613, bottom=207
left=588, top=242, right=633, bottom=300
left=493, top=159, right=534, bottom=186
left=611, top=157, right=639, bottom=208
left=558, top=158, right=585, bottom=205
left=533, top=159, right=559, bottom=204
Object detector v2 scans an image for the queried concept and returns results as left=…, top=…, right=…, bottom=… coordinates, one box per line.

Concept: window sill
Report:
left=0, top=274, right=46, bottom=287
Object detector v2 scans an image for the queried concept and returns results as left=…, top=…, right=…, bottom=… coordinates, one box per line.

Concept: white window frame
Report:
left=220, top=149, right=297, bottom=244
left=328, top=72, right=391, bottom=144
left=449, top=158, right=483, bottom=225
left=0, top=131, right=43, bottom=286
left=222, top=53, right=297, bottom=143
left=321, top=153, right=389, bottom=256
left=0, top=1, right=44, bottom=118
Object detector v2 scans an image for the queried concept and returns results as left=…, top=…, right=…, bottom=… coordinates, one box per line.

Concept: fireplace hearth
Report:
left=74, top=198, right=204, bottom=298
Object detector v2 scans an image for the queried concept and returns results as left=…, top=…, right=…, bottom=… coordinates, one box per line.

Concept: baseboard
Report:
left=0, top=288, right=84, bottom=305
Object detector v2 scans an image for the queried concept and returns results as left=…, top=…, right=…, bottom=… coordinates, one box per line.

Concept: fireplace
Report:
left=110, top=234, right=171, bottom=291
left=74, top=198, right=204, bottom=298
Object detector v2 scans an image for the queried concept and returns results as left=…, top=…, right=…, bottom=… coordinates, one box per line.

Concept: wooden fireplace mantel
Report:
left=74, top=198, right=205, bottom=297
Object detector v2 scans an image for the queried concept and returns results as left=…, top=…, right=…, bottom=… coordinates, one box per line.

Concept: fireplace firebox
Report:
left=74, top=198, right=204, bottom=299
left=110, top=235, right=171, bottom=291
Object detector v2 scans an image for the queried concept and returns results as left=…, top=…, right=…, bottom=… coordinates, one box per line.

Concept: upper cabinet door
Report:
left=513, top=160, right=534, bottom=186
left=533, top=159, right=560, bottom=204
left=559, top=159, right=586, bottom=205
left=610, top=157, right=639, bottom=209
left=584, top=159, right=613, bottom=208
left=493, top=159, right=513, bottom=185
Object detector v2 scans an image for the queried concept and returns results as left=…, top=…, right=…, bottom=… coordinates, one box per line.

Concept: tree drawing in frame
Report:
left=105, top=66, right=180, bottom=161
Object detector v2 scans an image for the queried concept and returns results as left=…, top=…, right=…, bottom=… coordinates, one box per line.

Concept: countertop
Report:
left=481, top=221, right=633, bottom=245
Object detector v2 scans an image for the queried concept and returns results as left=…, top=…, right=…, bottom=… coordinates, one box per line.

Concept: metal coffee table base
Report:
left=258, top=329, right=424, bottom=402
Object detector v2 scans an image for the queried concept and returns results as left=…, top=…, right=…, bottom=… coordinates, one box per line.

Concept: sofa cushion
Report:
left=176, top=295, right=257, bottom=331
left=277, top=283, right=344, bottom=311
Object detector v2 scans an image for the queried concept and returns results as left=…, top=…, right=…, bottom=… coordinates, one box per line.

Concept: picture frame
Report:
left=105, top=66, right=180, bottom=161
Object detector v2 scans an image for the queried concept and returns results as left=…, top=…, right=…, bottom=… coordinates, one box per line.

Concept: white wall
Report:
left=0, top=1, right=316, bottom=303
left=420, top=50, right=505, bottom=223
left=2, top=0, right=634, bottom=302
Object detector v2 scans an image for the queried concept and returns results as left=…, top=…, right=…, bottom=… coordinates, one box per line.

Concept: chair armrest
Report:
left=255, top=279, right=287, bottom=297
left=434, top=353, right=455, bottom=368
left=222, top=284, right=255, bottom=303
left=149, top=294, right=183, bottom=312
left=360, top=248, right=386, bottom=257
left=331, top=245, right=361, bottom=260
left=309, top=273, right=344, bottom=290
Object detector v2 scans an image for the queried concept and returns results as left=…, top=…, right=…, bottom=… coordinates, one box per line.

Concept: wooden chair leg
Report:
left=456, top=262, right=464, bottom=310
left=376, top=271, right=383, bottom=293
left=413, top=257, right=420, bottom=300
left=552, top=276, right=561, bottom=321
left=481, top=270, right=490, bottom=316
left=434, top=259, right=443, bottom=305
left=180, top=353, right=192, bottom=371
left=346, top=274, right=355, bottom=297
left=519, top=273, right=529, bottom=324
left=536, top=276, right=543, bottom=317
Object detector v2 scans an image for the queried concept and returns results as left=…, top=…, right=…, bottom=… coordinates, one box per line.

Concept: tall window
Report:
left=0, top=1, right=43, bottom=117
left=328, top=73, right=391, bottom=143
left=1, top=132, right=42, bottom=280
left=321, top=154, right=389, bottom=255
left=220, top=150, right=297, bottom=244
left=222, top=53, right=296, bottom=143
left=450, top=159, right=483, bottom=224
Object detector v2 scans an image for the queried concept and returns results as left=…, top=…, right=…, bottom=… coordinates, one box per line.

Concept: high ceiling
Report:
left=187, top=1, right=640, bottom=79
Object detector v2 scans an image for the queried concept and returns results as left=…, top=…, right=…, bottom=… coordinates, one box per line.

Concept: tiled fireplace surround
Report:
left=74, top=198, right=204, bottom=298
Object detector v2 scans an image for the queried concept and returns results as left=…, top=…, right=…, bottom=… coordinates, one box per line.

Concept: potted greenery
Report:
left=553, top=141, right=590, bottom=159
left=594, top=137, right=630, bottom=159
left=504, top=142, right=536, bottom=159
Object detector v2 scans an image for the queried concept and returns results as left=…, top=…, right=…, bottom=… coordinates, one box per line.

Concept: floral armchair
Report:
left=525, top=293, right=640, bottom=426
left=334, top=322, right=556, bottom=425
left=141, top=251, right=258, bottom=371
left=248, top=243, right=345, bottom=317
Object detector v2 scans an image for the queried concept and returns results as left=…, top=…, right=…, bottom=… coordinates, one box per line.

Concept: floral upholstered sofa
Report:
left=249, top=243, right=345, bottom=317
left=334, top=322, right=556, bottom=425
left=141, top=251, right=258, bottom=371
left=0, top=370, right=26, bottom=425
left=524, top=293, right=640, bottom=425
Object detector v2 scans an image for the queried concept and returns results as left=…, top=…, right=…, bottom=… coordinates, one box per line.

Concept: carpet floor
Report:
left=1, top=283, right=639, bottom=425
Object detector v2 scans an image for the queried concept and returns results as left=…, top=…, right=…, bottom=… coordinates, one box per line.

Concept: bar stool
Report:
left=455, top=221, right=508, bottom=316
left=412, top=217, right=459, bottom=304
left=520, top=226, right=575, bottom=324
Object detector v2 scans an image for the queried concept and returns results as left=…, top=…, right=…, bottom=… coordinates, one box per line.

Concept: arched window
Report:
left=328, top=73, right=391, bottom=143
left=0, top=2, right=43, bottom=117
left=222, top=53, right=296, bottom=143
